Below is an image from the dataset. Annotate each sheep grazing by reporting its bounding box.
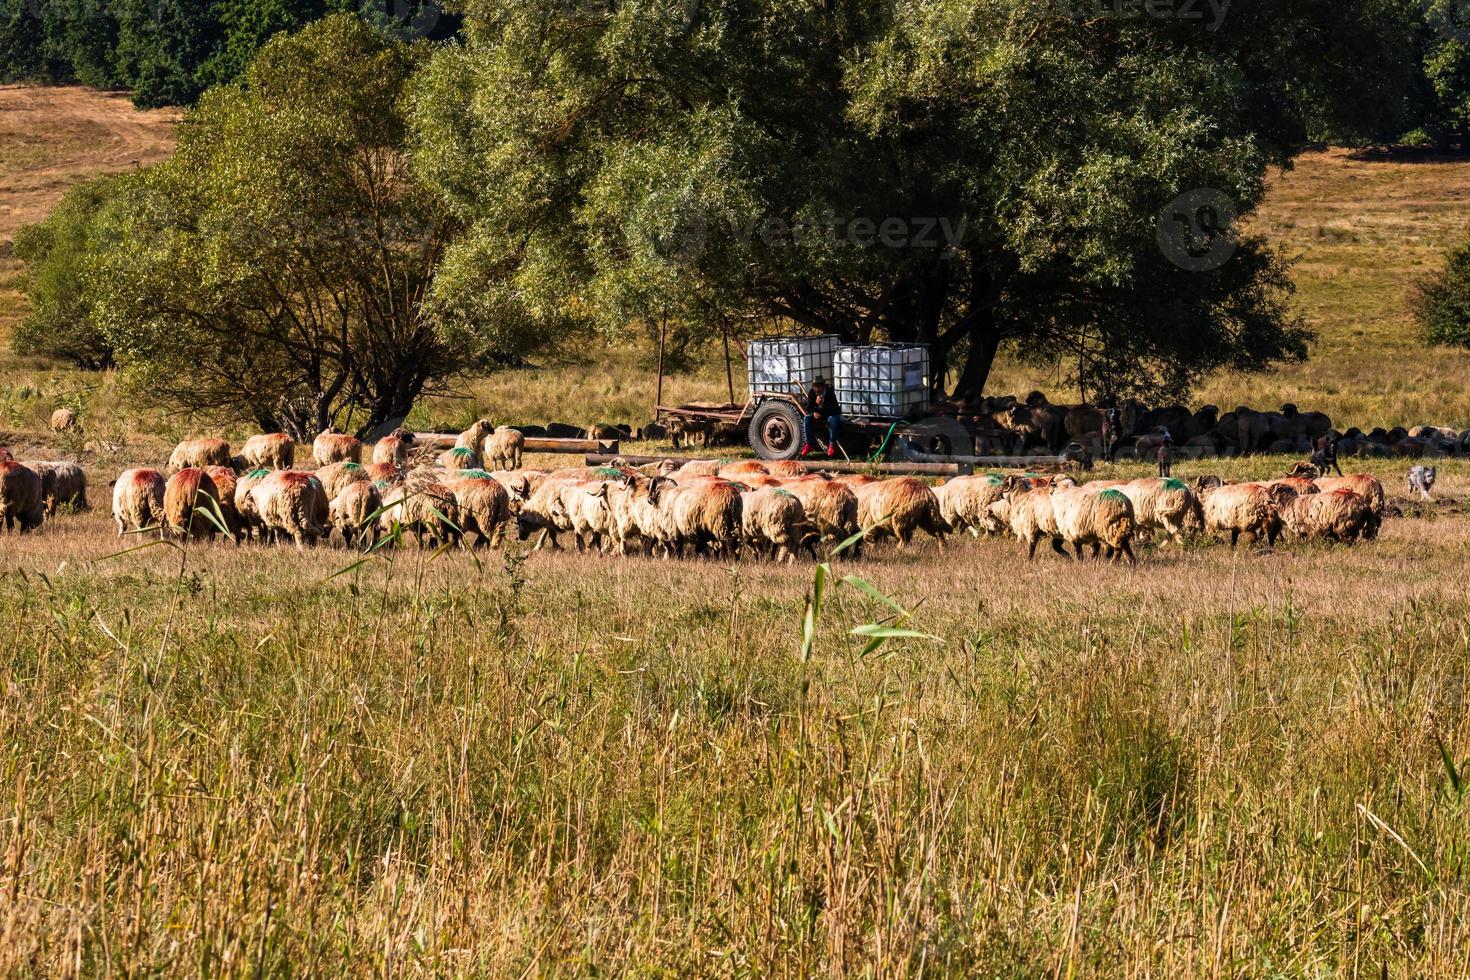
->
[647,476,742,558]
[549,481,615,553]
[854,478,949,549]
[485,427,525,471]
[516,477,575,549]
[782,478,860,553]
[315,461,368,502]
[674,459,722,480]
[1050,485,1136,563]
[204,466,242,539]
[1281,488,1376,544]
[719,460,769,480]
[443,476,512,549]
[992,476,1065,559]
[457,419,495,455]
[936,474,1007,537]
[372,429,416,468]
[313,429,363,466]
[636,459,679,478]
[111,468,166,537]
[330,481,383,550]
[765,460,809,479]
[164,468,226,542]
[490,469,538,507]
[233,469,271,541]
[239,433,295,471]
[379,480,462,549]
[366,463,403,487]
[606,475,664,556]
[168,438,231,473]
[253,471,330,549]
[741,487,815,563]
[0,461,45,533]
[439,446,481,471]
[22,460,88,515]
[1115,477,1202,544]
[1198,482,1279,547]
[50,407,78,432]
[1314,474,1386,537]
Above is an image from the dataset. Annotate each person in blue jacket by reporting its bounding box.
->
[800,377,842,458]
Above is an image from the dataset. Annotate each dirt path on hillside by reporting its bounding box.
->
[0,84,179,246]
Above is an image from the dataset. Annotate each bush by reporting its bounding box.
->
[10,175,129,371]
[1416,241,1470,347]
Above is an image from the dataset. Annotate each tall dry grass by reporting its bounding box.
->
[2,456,1470,974]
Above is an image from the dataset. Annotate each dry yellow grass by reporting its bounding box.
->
[6,87,1470,974]
[2,453,1470,973]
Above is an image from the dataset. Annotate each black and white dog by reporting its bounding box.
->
[1408,465,1437,501]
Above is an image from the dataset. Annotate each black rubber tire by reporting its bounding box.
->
[749,400,805,461]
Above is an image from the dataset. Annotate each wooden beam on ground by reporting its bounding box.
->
[584,454,976,477]
[414,433,618,455]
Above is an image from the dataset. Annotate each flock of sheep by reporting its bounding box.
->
[0,418,1393,565]
[969,393,1470,460]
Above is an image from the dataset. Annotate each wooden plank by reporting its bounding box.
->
[584,454,975,477]
[413,433,617,455]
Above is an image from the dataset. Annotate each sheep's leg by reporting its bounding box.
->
[1230,529,1240,548]
[1050,537,1070,560]
[1119,539,1137,565]
[1073,542,1085,561]
[1026,536,1039,560]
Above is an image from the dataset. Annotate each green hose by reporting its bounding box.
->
[869,420,903,463]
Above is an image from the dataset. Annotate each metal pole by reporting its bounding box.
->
[722,321,736,406]
[655,314,667,412]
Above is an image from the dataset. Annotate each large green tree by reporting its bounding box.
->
[411,0,1410,401]
[91,14,476,437]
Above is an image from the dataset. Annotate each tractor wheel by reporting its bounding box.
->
[749,401,805,461]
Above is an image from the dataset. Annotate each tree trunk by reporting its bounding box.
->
[951,313,1002,402]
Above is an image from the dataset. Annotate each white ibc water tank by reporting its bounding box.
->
[833,345,931,418]
[746,335,842,396]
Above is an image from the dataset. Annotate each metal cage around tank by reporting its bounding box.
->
[746,335,843,396]
[833,344,932,419]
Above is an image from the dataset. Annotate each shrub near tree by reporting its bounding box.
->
[11,175,131,371]
[1416,240,1470,347]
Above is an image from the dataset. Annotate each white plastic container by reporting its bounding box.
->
[833,345,931,418]
[746,335,842,396]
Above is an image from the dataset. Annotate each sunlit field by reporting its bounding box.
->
[2,451,1469,973]
[6,85,1470,975]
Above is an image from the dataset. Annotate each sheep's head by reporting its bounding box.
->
[1191,475,1223,494]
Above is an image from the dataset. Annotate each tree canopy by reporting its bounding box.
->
[89,14,477,437]
[409,0,1409,402]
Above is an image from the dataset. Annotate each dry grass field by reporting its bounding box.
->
[6,85,1470,975]
[3,452,1470,974]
